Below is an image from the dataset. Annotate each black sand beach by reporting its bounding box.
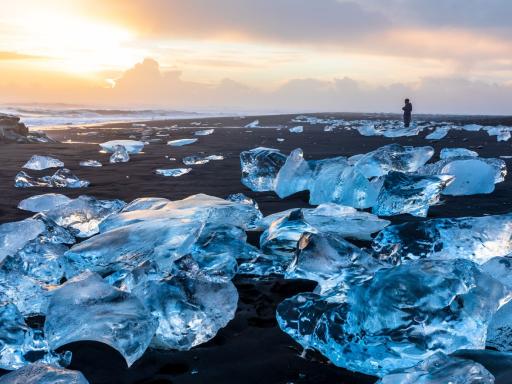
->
[1,113,512,383]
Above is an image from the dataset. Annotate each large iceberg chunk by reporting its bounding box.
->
[100,140,144,154]
[372,213,512,265]
[372,172,453,217]
[274,148,312,198]
[377,353,495,384]
[22,155,64,171]
[44,272,158,367]
[43,195,126,238]
[351,144,434,178]
[17,194,72,213]
[277,259,508,376]
[109,145,130,163]
[240,147,286,191]
[0,363,89,384]
[131,275,238,350]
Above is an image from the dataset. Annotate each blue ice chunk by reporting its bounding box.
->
[440,147,478,159]
[194,129,214,136]
[22,155,64,171]
[109,145,130,163]
[100,140,144,154]
[372,213,512,265]
[0,219,45,263]
[17,194,72,213]
[240,147,286,191]
[155,168,191,177]
[277,259,508,376]
[425,126,450,140]
[44,272,158,367]
[372,172,453,217]
[167,138,198,146]
[274,148,312,198]
[289,126,303,133]
[0,363,89,384]
[79,159,102,167]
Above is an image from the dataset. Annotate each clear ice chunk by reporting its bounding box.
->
[244,120,259,128]
[0,363,89,384]
[79,159,102,167]
[277,259,508,376]
[100,140,144,154]
[131,275,238,350]
[487,300,512,353]
[0,218,46,263]
[65,219,203,276]
[109,145,130,163]
[240,147,286,192]
[167,139,198,146]
[44,272,158,367]
[377,352,495,384]
[274,148,312,198]
[155,168,191,177]
[22,155,64,171]
[289,126,303,133]
[372,172,453,217]
[351,144,434,178]
[121,197,171,212]
[425,126,451,140]
[182,156,210,165]
[43,195,125,238]
[372,213,512,265]
[17,194,72,213]
[194,129,214,136]
[440,147,478,159]
[0,270,49,316]
[482,256,512,288]
[487,126,512,142]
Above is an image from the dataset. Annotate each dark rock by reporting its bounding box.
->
[0,113,56,143]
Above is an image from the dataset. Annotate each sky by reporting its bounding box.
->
[0,0,511,114]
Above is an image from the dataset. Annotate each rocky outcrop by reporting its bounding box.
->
[0,113,55,143]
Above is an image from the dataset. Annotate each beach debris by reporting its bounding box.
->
[109,145,130,163]
[244,120,259,128]
[194,129,214,136]
[372,172,453,217]
[288,126,303,133]
[44,272,158,367]
[17,193,72,213]
[376,353,495,384]
[240,147,286,191]
[79,160,102,167]
[100,140,144,154]
[276,258,507,377]
[167,139,198,146]
[0,362,89,383]
[372,213,512,265]
[22,155,64,171]
[155,168,192,177]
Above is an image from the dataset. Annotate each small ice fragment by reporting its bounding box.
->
[79,160,102,167]
[194,129,214,136]
[183,156,209,165]
[109,145,130,163]
[440,147,478,159]
[289,126,303,133]
[426,126,450,140]
[167,139,198,146]
[205,155,224,161]
[244,120,259,128]
[155,168,192,177]
[100,140,144,154]
[277,138,285,142]
[44,272,158,367]
[17,193,72,213]
[22,155,64,171]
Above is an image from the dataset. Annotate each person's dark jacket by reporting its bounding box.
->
[403,103,412,116]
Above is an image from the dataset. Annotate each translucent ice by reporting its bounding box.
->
[109,145,130,163]
[17,194,72,213]
[0,270,49,315]
[22,155,64,171]
[487,301,512,353]
[482,256,512,288]
[286,233,385,293]
[274,148,312,198]
[100,140,144,154]
[155,168,192,177]
[240,147,286,191]
[277,259,508,376]
[0,218,46,263]
[372,172,453,217]
[183,156,210,165]
[65,219,203,276]
[167,138,198,146]
[377,353,495,384]
[244,120,259,128]
[131,275,238,350]
[440,147,478,159]
[45,168,90,188]
[289,126,303,133]
[487,126,512,142]
[44,272,158,367]
[425,126,450,140]
[372,213,512,265]
[194,129,214,136]
[79,159,102,167]
[351,144,434,178]
[43,195,126,238]
[0,363,89,384]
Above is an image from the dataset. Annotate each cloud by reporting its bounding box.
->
[0,51,46,60]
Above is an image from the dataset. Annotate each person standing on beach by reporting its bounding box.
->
[402,98,413,127]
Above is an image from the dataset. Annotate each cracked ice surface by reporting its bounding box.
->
[372,213,512,265]
[100,140,144,154]
[277,259,508,377]
[22,155,64,171]
[0,363,89,384]
[44,272,158,367]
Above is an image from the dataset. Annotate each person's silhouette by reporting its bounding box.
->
[402,98,412,127]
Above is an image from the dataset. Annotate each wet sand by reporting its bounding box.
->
[1,113,511,383]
